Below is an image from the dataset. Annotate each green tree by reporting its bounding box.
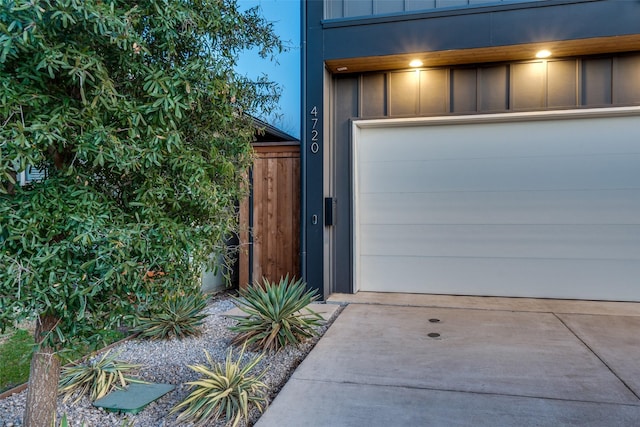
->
[0,1,282,425]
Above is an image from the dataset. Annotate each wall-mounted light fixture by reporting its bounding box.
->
[409,59,423,67]
[535,50,551,59]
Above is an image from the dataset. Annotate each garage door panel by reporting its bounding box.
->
[359,153,640,194]
[358,117,639,163]
[359,256,640,301]
[359,224,640,260]
[359,190,640,225]
[354,109,640,301]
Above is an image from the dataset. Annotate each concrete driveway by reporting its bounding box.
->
[256,293,640,427]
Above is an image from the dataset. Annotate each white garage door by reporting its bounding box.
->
[352,108,640,301]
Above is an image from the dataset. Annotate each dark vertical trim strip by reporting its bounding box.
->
[357,74,363,117]
[300,0,307,285]
[450,68,457,111]
[610,56,617,105]
[384,72,389,116]
[508,63,513,110]
[303,0,325,298]
[576,58,583,105]
[445,67,451,113]
[475,67,480,111]
[544,60,549,108]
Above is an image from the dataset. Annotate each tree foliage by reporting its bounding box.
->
[0,0,282,351]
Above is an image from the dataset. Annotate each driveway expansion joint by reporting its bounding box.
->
[290,377,640,408]
[554,312,640,403]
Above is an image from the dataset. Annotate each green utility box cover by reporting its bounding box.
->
[93,383,175,414]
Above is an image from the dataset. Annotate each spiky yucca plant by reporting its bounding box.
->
[229,276,324,352]
[172,346,267,427]
[134,294,208,340]
[58,350,143,402]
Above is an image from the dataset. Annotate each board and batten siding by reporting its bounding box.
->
[325,0,542,19]
[361,55,640,117]
[330,52,640,294]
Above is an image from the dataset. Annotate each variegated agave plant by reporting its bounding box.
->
[58,350,143,402]
[229,275,324,352]
[172,345,267,427]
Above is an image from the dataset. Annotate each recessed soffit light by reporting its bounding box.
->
[409,59,423,67]
[535,50,552,59]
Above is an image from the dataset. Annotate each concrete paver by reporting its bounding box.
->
[256,297,640,427]
[257,379,640,427]
[288,305,637,404]
[558,313,640,397]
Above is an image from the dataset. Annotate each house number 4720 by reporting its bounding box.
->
[310,106,319,153]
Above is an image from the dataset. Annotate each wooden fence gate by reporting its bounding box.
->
[239,142,300,288]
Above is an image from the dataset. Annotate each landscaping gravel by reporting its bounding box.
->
[0,291,343,427]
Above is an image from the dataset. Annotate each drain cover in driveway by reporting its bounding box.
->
[93,383,175,414]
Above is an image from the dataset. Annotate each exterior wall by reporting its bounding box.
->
[303,0,640,298]
[325,0,539,19]
[302,0,327,296]
[330,52,640,293]
[356,55,640,117]
[322,1,640,62]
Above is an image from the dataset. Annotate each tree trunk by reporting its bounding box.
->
[23,314,61,427]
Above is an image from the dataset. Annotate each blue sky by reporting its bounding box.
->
[237,0,301,138]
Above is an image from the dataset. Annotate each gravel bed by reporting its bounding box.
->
[0,292,344,427]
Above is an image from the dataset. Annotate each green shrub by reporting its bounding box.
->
[0,0,282,423]
[229,276,323,352]
[172,346,267,427]
[58,350,143,402]
[133,294,208,340]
